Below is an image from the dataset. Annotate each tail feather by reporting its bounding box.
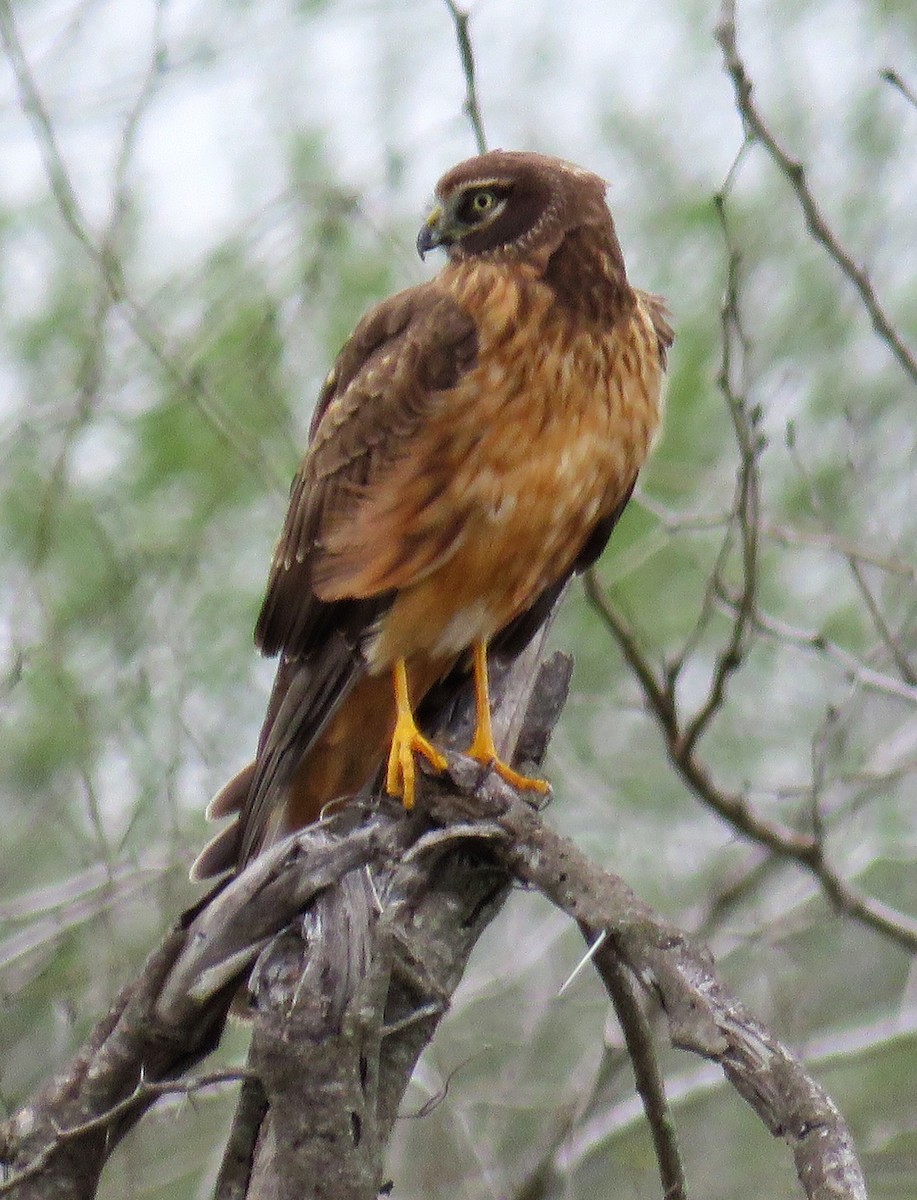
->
[205,760,257,820]
[191,633,367,881]
[190,815,243,881]
[237,636,366,868]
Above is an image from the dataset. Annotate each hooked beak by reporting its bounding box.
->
[416,204,448,260]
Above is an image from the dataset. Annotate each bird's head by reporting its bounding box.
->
[417,150,610,263]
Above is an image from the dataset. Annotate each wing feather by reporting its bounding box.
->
[200,283,479,874]
[255,282,477,658]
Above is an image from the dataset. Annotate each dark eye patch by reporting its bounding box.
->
[454,183,513,226]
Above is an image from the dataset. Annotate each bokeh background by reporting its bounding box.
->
[1,0,915,1196]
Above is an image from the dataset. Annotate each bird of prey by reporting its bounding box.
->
[192,150,672,880]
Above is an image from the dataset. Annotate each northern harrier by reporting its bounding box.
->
[193,150,672,879]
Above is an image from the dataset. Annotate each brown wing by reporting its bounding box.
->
[189,283,480,877]
[255,281,478,659]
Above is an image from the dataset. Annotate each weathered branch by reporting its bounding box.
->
[0,914,234,1199]
[1,635,868,1199]
[422,772,867,1200]
[206,634,564,1198]
[0,636,563,1199]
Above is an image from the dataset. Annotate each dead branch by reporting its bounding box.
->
[582,70,917,960]
[671,169,763,760]
[0,635,561,1199]
[785,434,916,687]
[0,638,868,1199]
[760,522,917,582]
[598,952,687,1200]
[714,587,917,706]
[0,917,234,1200]
[586,572,917,957]
[422,771,867,1200]
[714,0,917,386]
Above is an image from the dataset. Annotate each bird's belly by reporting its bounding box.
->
[367,305,662,670]
[371,405,641,665]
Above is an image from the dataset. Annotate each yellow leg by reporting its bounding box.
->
[386,658,448,809]
[467,640,550,794]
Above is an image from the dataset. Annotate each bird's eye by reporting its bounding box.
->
[453,184,510,228]
[456,187,504,225]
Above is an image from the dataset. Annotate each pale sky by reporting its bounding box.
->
[6,0,912,290]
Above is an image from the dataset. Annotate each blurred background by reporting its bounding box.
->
[0,0,915,1196]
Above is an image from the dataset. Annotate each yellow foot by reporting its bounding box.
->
[467,734,550,796]
[386,659,447,810]
[467,638,549,797]
[386,724,447,810]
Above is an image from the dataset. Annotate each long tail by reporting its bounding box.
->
[191,647,449,880]
[191,631,366,879]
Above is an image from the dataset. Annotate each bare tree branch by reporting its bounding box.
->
[559,1002,917,1179]
[785,432,916,687]
[585,574,917,956]
[0,1066,247,1195]
[0,636,868,1199]
[423,768,867,1199]
[213,1075,269,1200]
[441,0,488,153]
[0,916,234,1200]
[715,0,917,386]
[760,523,917,582]
[676,176,762,759]
[715,588,917,706]
[0,1,286,492]
[582,34,917,963]
[598,953,687,1200]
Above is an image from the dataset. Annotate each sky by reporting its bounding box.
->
[5,0,911,275]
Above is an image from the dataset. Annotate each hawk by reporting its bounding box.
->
[192,150,672,880]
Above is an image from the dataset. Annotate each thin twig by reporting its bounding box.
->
[597,952,687,1200]
[585,575,917,956]
[678,177,762,757]
[0,1070,247,1196]
[51,1071,248,1144]
[0,2,286,492]
[637,494,732,535]
[660,141,755,696]
[785,433,916,686]
[743,752,917,807]
[761,522,917,581]
[441,0,488,153]
[715,0,917,386]
[715,587,917,706]
[880,68,917,112]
